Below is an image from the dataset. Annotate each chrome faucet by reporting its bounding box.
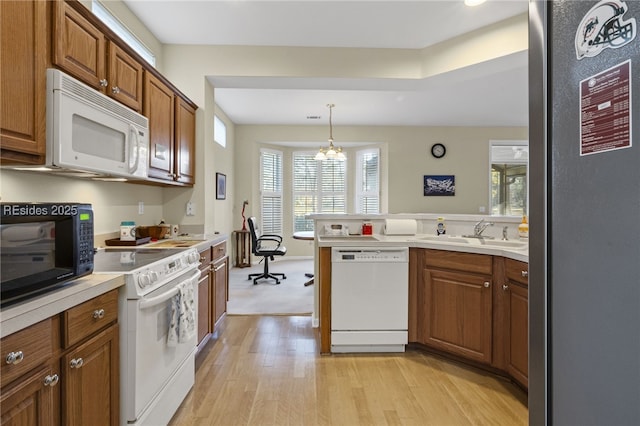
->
[473,219,494,238]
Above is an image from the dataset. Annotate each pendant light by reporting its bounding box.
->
[315,104,345,161]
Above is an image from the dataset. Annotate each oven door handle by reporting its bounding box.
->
[138,268,201,310]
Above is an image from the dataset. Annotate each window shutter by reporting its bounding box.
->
[260,149,283,234]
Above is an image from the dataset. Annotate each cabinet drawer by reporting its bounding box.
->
[199,247,212,276]
[424,249,492,275]
[212,241,227,262]
[1,318,53,388]
[505,258,529,286]
[63,290,118,348]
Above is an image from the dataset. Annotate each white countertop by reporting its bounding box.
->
[0,274,125,338]
[317,233,528,263]
[1,234,229,339]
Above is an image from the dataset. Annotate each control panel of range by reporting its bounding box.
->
[135,248,200,291]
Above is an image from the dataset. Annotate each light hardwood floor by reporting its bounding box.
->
[170,315,528,425]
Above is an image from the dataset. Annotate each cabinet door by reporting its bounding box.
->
[423,268,493,364]
[212,257,228,327]
[504,282,528,388]
[144,73,175,181]
[107,42,143,112]
[0,364,57,426]
[53,0,105,90]
[0,0,47,163]
[197,272,211,345]
[62,325,119,426]
[174,96,196,185]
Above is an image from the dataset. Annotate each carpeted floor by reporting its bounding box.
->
[226,258,314,315]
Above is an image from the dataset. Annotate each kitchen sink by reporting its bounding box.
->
[480,240,528,249]
[145,240,203,248]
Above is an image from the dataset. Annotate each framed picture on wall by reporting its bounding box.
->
[424,175,455,196]
[216,173,226,200]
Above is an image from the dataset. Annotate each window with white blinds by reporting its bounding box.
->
[356,148,380,214]
[293,152,346,232]
[260,149,283,234]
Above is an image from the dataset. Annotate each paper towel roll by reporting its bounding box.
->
[1,224,46,242]
[384,219,417,235]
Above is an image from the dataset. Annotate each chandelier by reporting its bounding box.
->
[315,104,345,161]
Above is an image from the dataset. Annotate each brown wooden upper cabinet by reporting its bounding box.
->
[53,0,143,112]
[144,72,196,186]
[0,0,48,164]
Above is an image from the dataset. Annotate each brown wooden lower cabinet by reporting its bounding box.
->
[503,258,529,388]
[212,256,228,327]
[0,363,56,426]
[196,240,228,352]
[505,282,528,388]
[0,290,120,425]
[423,268,493,364]
[197,271,211,344]
[62,325,119,426]
[408,248,528,390]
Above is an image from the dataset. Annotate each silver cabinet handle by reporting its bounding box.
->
[70,358,84,369]
[5,351,24,365]
[111,86,120,94]
[521,270,528,278]
[502,284,509,291]
[483,281,490,288]
[99,79,108,87]
[44,374,59,387]
[214,263,225,272]
[92,308,105,319]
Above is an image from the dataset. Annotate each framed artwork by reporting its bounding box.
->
[216,173,226,200]
[424,175,455,196]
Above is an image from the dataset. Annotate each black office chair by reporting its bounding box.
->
[247,217,287,285]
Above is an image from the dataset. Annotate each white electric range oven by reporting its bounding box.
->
[93,247,200,425]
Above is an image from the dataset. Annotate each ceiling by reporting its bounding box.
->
[122,0,530,127]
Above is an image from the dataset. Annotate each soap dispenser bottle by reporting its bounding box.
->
[436,217,446,235]
[518,215,529,238]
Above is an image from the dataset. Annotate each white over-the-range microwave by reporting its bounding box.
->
[6,69,149,180]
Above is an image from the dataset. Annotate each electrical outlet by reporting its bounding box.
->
[478,206,486,213]
[186,201,195,216]
[138,201,144,214]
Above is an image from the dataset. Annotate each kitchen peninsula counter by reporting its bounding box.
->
[317,234,528,263]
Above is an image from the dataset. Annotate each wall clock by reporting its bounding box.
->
[431,143,446,159]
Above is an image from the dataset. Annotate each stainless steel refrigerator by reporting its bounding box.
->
[529,1,639,424]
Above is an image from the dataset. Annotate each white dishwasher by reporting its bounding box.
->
[331,247,409,353]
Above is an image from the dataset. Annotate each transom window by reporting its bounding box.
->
[92,0,156,67]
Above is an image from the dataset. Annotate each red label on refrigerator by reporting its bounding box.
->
[580,60,632,156]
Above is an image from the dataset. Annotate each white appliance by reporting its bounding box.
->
[94,248,200,426]
[15,68,149,179]
[331,247,409,353]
